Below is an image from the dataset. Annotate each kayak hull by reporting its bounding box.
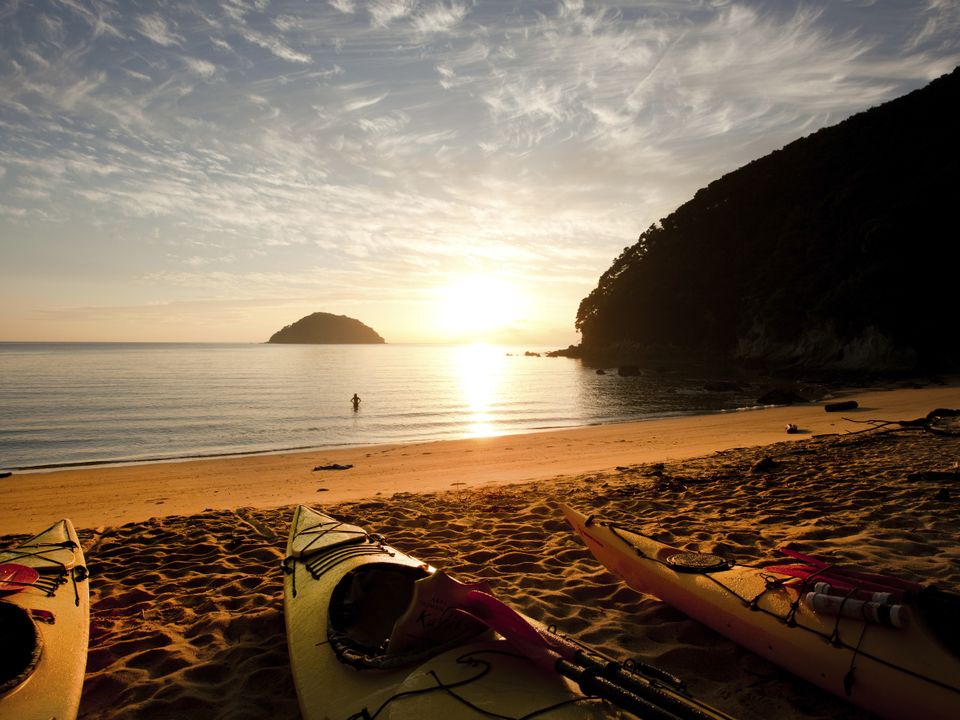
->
[562,503,960,720]
[0,519,90,720]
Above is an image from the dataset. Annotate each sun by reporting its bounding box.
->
[435,275,525,341]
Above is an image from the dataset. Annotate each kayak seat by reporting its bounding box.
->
[0,601,42,697]
[328,564,431,670]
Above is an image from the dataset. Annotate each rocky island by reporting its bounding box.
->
[268,312,385,344]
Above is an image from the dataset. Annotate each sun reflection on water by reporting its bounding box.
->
[455,343,507,438]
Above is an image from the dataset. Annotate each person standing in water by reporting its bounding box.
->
[351,393,361,411]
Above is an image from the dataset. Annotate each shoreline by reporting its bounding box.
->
[2,382,957,535]
[8,404,788,473]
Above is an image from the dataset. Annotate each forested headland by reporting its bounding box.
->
[575,67,959,373]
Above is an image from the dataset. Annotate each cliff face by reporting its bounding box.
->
[576,67,960,371]
[268,313,385,344]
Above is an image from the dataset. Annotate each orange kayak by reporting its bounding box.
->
[562,503,960,720]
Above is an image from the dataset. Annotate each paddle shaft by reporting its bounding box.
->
[566,651,731,720]
[555,659,692,720]
[525,620,729,720]
[457,591,732,720]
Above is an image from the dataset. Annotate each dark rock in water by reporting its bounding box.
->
[824,400,859,412]
[704,381,743,392]
[269,312,385,344]
[756,388,808,405]
[524,351,541,357]
[618,365,641,376]
[596,369,606,375]
[547,344,582,358]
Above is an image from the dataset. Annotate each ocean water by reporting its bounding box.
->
[0,343,760,471]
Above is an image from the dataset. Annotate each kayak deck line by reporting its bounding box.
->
[0,521,88,607]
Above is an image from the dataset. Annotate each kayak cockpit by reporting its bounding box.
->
[0,601,42,697]
[328,565,492,670]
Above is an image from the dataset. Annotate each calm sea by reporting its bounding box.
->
[0,343,760,471]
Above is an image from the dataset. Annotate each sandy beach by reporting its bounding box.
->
[2,382,959,719]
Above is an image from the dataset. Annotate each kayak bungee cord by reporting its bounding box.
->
[596,517,960,699]
[282,510,389,598]
[1,531,86,606]
[294,513,367,555]
[344,649,610,720]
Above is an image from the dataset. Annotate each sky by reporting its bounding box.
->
[1,1,958,346]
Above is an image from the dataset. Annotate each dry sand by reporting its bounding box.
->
[2,382,959,719]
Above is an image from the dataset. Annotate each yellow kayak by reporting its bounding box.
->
[562,503,960,720]
[283,504,735,720]
[0,519,90,720]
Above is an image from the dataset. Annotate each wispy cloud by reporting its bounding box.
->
[183,57,217,78]
[343,91,390,112]
[368,0,417,28]
[413,2,470,34]
[136,14,182,47]
[330,0,357,15]
[239,27,312,63]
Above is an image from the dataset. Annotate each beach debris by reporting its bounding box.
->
[316,488,329,492]
[841,408,960,437]
[929,408,960,418]
[825,400,859,412]
[312,463,353,471]
[786,424,799,434]
[751,457,779,473]
[924,408,960,436]
[0,471,11,479]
